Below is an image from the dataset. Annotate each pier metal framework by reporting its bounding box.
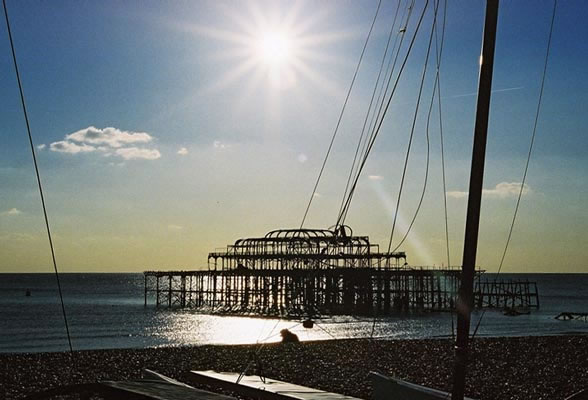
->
[207,226,406,271]
[143,227,539,317]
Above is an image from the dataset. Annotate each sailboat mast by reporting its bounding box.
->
[451,1,499,399]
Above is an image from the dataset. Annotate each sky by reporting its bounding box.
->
[1,0,586,273]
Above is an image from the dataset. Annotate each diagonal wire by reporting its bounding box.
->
[433,0,455,340]
[2,0,74,355]
[436,0,451,271]
[336,0,404,223]
[369,0,442,344]
[300,0,383,229]
[386,0,438,254]
[337,0,429,228]
[390,0,448,255]
[339,0,416,226]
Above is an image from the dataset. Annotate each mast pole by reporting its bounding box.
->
[451,1,499,399]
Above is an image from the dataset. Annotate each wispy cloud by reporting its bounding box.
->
[368,175,384,181]
[50,126,160,161]
[168,224,183,231]
[177,147,189,155]
[213,140,227,149]
[484,182,531,198]
[1,208,22,216]
[36,144,46,150]
[446,191,468,199]
[447,182,531,199]
[297,153,308,163]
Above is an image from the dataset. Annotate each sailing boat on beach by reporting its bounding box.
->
[361,0,499,398]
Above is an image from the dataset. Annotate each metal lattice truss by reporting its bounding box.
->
[207,226,407,271]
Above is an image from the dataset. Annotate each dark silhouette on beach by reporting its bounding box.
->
[280,329,299,343]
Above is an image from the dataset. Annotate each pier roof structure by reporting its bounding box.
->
[207,226,406,270]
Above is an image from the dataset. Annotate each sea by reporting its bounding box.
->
[0,273,586,354]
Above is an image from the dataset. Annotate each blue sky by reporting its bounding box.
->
[1,0,587,272]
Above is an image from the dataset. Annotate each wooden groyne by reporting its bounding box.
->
[475,279,540,309]
[143,227,539,317]
[555,312,588,322]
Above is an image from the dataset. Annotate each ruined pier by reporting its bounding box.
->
[143,227,539,317]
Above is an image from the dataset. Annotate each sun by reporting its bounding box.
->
[187,2,348,93]
[257,31,292,67]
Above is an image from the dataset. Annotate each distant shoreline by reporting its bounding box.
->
[1,335,586,400]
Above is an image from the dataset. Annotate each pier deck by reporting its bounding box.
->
[143,268,539,316]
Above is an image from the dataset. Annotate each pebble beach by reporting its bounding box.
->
[1,335,587,399]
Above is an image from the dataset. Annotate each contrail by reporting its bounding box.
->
[444,86,524,100]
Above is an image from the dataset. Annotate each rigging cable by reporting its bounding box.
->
[390,0,448,254]
[299,0,383,229]
[436,0,451,272]
[386,0,438,253]
[337,0,430,228]
[432,0,455,340]
[370,0,443,341]
[350,0,415,207]
[471,0,558,340]
[338,0,416,226]
[2,0,74,355]
[336,0,404,222]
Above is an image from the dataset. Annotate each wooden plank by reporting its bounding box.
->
[103,369,236,400]
[189,370,361,400]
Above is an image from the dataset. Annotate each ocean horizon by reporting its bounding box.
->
[1,272,587,354]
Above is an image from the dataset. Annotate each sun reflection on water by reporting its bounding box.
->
[149,312,325,347]
[145,311,454,348]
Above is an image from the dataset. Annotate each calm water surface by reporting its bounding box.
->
[0,273,586,353]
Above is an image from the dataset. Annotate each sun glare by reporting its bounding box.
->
[190,2,348,93]
[258,32,291,67]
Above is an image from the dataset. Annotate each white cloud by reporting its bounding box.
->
[66,126,153,148]
[50,140,96,154]
[177,147,189,155]
[37,144,46,150]
[297,153,308,163]
[168,224,183,231]
[368,175,384,180]
[447,182,531,199]
[115,147,161,160]
[1,208,22,216]
[484,182,531,198]
[313,192,322,198]
[49,126,160,161]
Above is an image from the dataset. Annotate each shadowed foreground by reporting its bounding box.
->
[1,336,586,399]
